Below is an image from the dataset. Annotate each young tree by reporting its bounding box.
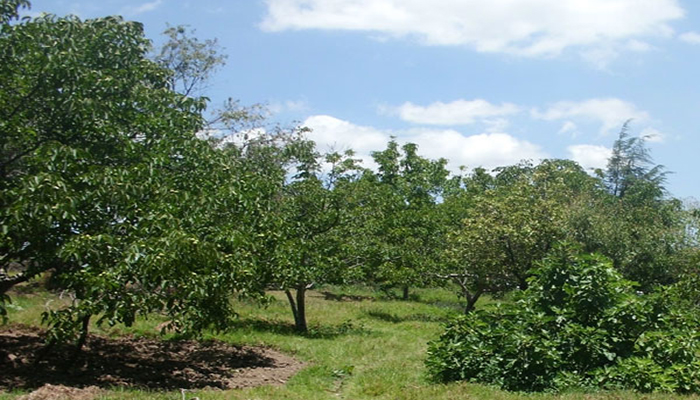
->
[266,142,362,332]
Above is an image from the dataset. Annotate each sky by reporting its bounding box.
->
[26,0,700,199]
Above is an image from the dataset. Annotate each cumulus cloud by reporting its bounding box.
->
[679,31,700,44]
[386,99,521,125]
[532,98,650,135]
[302,115,547,172]
[261,0,684,62]
[567,144,612,171]
[121,0,163,15]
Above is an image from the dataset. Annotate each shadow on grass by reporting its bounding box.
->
[364,310,452,324]
[320,291,375,302]
[227,317,371,339]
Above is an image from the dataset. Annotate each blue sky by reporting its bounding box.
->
[28,0,700,199]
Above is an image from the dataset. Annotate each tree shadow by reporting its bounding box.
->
[363,310,451,324]
[0,325,288,391]
[320,291,375,302]
[227,317,370,339]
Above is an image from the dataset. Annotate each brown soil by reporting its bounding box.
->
[0,325,305,394]
[16,384,103,400]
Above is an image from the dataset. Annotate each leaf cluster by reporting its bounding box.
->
[426,246,700,393]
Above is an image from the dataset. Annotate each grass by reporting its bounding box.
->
[2,285,700,400]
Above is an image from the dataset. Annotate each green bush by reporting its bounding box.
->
[426,246,700,393]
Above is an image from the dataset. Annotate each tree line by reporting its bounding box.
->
[1,0,698,351]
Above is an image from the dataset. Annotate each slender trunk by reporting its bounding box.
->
[464,288,484,314]
[75,314,91,353]
[70,314,91,363]
[295,285,307,333]
[402,285,409,301]
[285,287,308,333]
[285,289,298,327]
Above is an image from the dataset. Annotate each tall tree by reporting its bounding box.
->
[0,6,269,345]
[603,122,667,201]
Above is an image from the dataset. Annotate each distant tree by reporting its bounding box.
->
[441,160,598,311]
[153,24,226,97]
[356,140,448,300]
[580,123,688,289]
[603,121,667,201]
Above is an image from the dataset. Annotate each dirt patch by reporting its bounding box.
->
[0,325,305,392]
[16,384,103,400]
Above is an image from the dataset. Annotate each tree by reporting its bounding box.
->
[153,24,226,98]
[266,141,362,332]
[603,121,667,201]
[0,6,268,346]
[354,140,448,299]
[153,25,267,136]
[441,160,598,311]
[578,123,688,289]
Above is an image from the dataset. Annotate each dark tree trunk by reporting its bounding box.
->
[517,276,529,291]
[70,314,91,363]
[285,286,308,333]
[402,285,409,301]
[464,288,484,314]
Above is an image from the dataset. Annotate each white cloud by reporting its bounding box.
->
[640,127,667,143]
[268,99,310,114]
[679,31,700,44]
[261,0,684,62]
[567,144,612,171]
[302,115,547,172]
[387,99,521,125]
[532,98,650,135]
[558,121,578,136]
[122,0,163,16]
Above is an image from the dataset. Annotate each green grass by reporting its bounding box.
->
[3,285,699,400]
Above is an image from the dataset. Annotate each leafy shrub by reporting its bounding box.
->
[426,245,700,392]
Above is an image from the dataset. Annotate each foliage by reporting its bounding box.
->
[350,139,448,299]
[602,122,667,201]
[265,141,364,332]
[439,160,598,311]
[427,246,700,393]
[153,24,226,97]
[0,8,272,342]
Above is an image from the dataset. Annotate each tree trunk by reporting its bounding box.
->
[402,285,409,301]
[517,276,529,291]
[464,288,484,314]
[70,314,91,363]
[285,286,308,333]
[295,286,307,333]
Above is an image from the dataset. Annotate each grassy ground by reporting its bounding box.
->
[2,285,699,400]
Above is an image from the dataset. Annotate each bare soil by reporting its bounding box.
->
[0,325,305,394]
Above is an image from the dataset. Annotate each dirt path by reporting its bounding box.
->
[0,325,305,393]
